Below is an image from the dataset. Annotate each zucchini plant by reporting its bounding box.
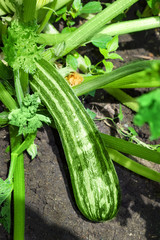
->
[0,0,160,239]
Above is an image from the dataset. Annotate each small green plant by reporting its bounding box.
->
[0,0,160,239]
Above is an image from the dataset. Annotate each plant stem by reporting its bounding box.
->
[0,82,18,111]
[36,0,72,10]
[37,1,57,33]
[105,88,139,112]
[107,147,160,183]
[73,60,159,96]
[14,69,24,107]
[98,16,160,36]
[23,0,37,22]
[19,69,29,96]
[9,126,25,240]
[101,133,160,164]
[43,0,138,60]
[13,152,25,240]
[39,16,160,47]
[54,0,72,10]
[56,0,139,57]
[15,132,37,156]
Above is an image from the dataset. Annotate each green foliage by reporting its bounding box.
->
[27,142,37,159]
[55,0,102,26]
[91,34,112,49]
[2,20,44,73]
[137,0,160,17]
[86,108,96,119]
[0,196,11,233]
[0,178,12,232]
[8,93,51,135]
[80,1,102,14]
[146,0,160,15]
[0,111,9,127]
[0,60,12,80]
[118,105,123,121]
[100,35,123,60]
[91,35,122,74]
[0,178,13,205]
[66,54,78,70]
[134,88,160,140]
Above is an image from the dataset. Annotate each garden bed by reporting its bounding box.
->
[1,26,160,240]
[1,0,160,239]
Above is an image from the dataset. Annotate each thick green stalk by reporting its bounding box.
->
[9,126,25,240]
[98,16,160,37]
[19,69,29,96]
[14,132,37,156]
[14,70,24,107]
[43,0,138,59]
[107,147,160,183]
[38,16,160,46]
[23,0,37,22]
[101,133,160,164]
[36,0,72,10]
[37,0,72,24]
[105,88,139,112]
[56,0,138,57]
[37,1,57,33]
[54,0,72,10]
[0,60,12,80]
[13,152,25,240]
[102,69,160,89]
[0,82,18,111]
[73,60,157,96]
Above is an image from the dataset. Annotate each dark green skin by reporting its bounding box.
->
[31,59,121,221]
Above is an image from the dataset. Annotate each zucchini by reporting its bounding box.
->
[31,59,120,221]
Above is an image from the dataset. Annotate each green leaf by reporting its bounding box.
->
[91,34,112,48]
[66,54,78,70]
[86,108,96,119]
[0,179,13,205]
[118,104,123,121]
[99,48,109,59]
[102,60,113,73]
[84,55,91,68]
[2,20,44,73]
[8,93,51,135]
[62,27,76,33]
[0,111,8,126]
[27,142,37,159]
[108,53,123,60]
[106,35,119,52]
[72,0,82,11]
[80,2,102,14]
[56,6,67,15]
[134,88,160,140]
[0,196,11,233]
[36,0,52,10]
[88,90,96,97]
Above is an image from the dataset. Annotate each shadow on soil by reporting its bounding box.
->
[46,127,160,240]
[115,162,160,240]
[25,206,82,240]
[0,206,81,240]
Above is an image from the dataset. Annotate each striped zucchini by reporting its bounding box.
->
[31,59,120,221]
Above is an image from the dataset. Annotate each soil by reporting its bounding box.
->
[1,2,160,240]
